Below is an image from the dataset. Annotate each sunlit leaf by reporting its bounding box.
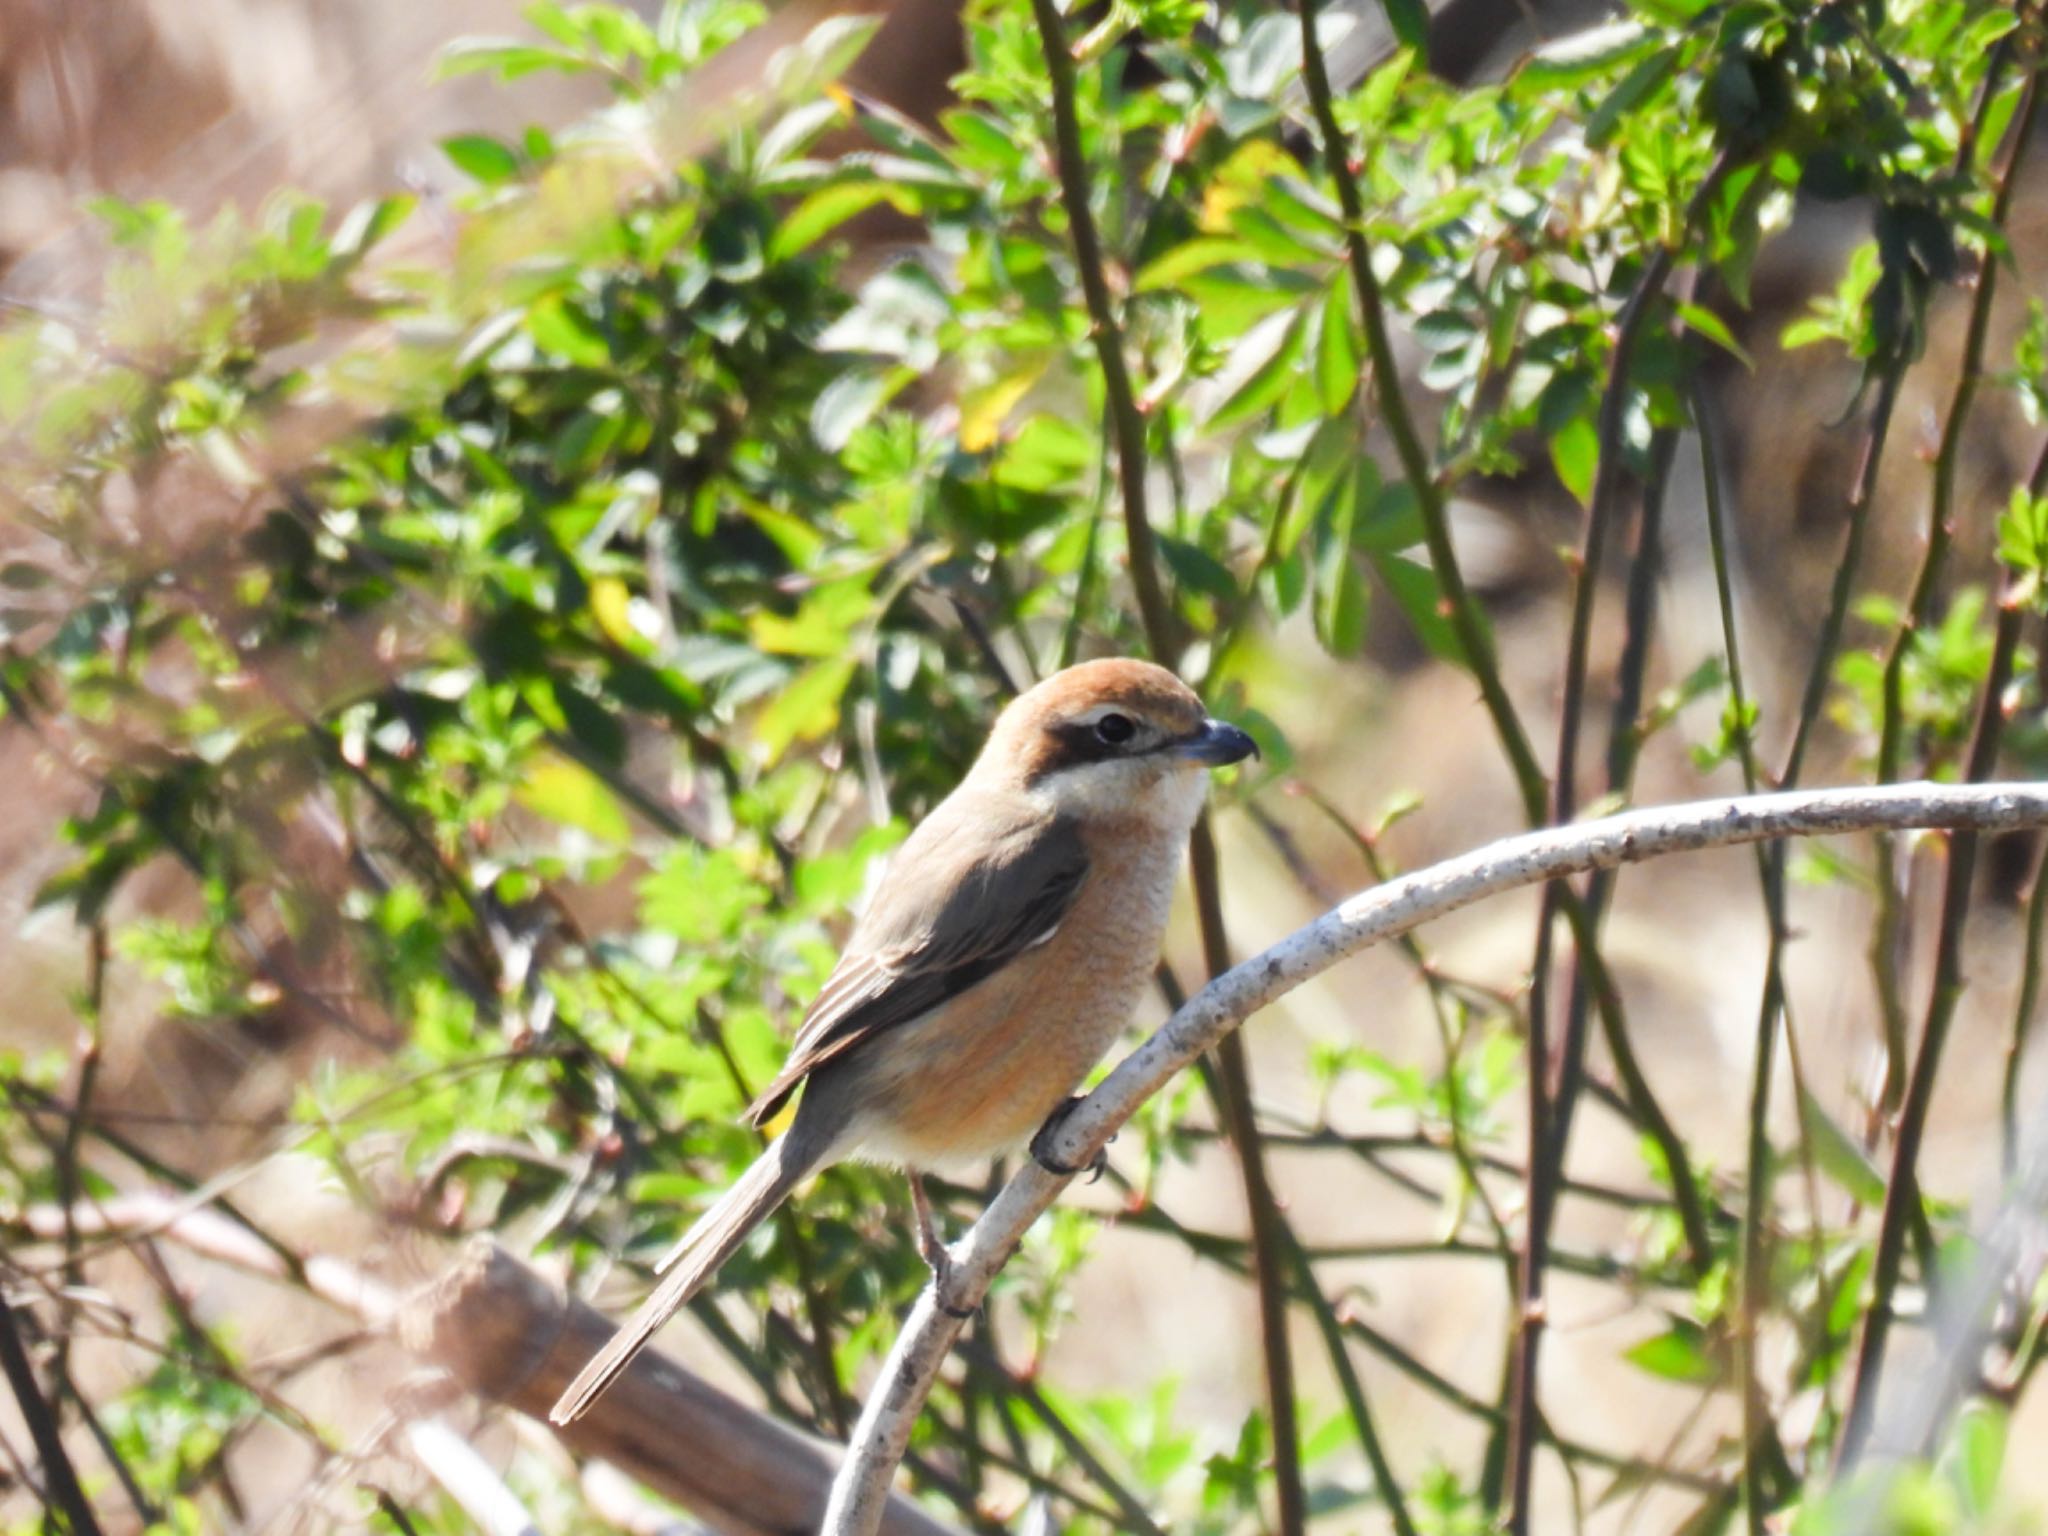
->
[515,754,631,844]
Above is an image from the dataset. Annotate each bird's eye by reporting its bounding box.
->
[1093,712,1136,746]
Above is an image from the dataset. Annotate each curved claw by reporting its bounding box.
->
[1029,1095,1109,1183]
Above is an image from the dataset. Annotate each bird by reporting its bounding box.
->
[549,656,1257,1424]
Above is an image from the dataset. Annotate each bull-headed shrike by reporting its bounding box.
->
[551,657,1257,1423]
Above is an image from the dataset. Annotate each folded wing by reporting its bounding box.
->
[746,792,1088,1126]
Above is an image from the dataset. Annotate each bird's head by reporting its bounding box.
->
[975,658,1258,827]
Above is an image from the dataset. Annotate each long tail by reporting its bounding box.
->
[549,1134,817,1423]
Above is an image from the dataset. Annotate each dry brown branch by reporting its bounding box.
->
[402,1243,961,1536]
[9,1200,960,1536]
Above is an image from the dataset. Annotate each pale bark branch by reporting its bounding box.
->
[821,781,2048,1536]
[402,1419,543,1536]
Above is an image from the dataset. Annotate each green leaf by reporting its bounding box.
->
[1372,552,1468,665]
[554,684,627,766]
[434,39,584,80]
[1202,306,1307,431]
[1315,283,1360,414]
[330,195,415,261]
[1158,534,1240,610]
[1517,20,1652,90]
[811,368,900,452]
[772,181,899,259]
[1998,485,2048,576]
[515,754,631,844]
[1674,302,1752,367]
[440,134,522,185]
[1548,413,1599,508]
[1800,1090,1887,1207]
[1311,476,1367,655]
[1373,0,1428,51]
[1584,45,1679,149]
[1623,1318,1719,1384]
[1135,237,1263,293]
[1946,1400,2007,1517]
[754,658,857,762]
[766,12,881,100]
[526,296,611,368]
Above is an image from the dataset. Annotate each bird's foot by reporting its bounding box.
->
[1029,1095,1108,1183]
[910,1172,977,1319]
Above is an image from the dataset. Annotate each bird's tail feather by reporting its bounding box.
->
[549,1135,816,1424]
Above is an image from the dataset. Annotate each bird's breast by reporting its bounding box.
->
[838,820,1191,1172]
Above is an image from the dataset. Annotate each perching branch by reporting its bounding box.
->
[820,781,2048,1536]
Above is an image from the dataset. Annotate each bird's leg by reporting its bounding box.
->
[908,1171,948,1270]
[1029,1095,1108,1182]
[909,1172,976,1319]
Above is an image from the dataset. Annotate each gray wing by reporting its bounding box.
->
[745,793,1088,1126]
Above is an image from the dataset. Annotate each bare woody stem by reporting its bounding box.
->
[821,782,2048,1536]
[1295,0,1547,823]
[1188,820,1313,1536]
[1026,5,1309,1528]
[1026,0,1176,661]
[0,1295,106,1536]
[1838,48,2046,1468]
[1867,38,2041,1116]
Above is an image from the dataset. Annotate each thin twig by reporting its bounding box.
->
[1296,0,1549,822]
[1839,53,2046,1466]
[1025,4,1305,1522]
[1187,818,1308,1536]
[1697,370,1832,1532]
[1026,0,1176,660]
[1866,41,2041,1113]
[1511,158,1732,1531]
[0,1297,105,1536]
[957,1341,1165,1536]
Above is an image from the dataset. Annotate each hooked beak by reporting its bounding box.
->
[1172,717,1260,767]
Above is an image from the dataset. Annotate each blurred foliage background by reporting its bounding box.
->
[3,0,2048,1532]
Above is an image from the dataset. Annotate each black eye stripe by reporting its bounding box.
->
[1036,713,1196,777]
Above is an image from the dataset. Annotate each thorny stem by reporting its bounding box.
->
[1297,0,1549,824]
[1511,157,1734,1532]
[1697,371,1833,1533]
[1238,1125,1713,1217]
[1109,1182,1706,1498]
[42,923,157,1530]
[1867,39,2040,1115]
[1720,354,1909,1499]
[1027,0,1177,662]
[2004,683,2048,1172]
[1840,589,2025,1466]
[1295,9,1732,1516]
[1282,1231,1422,1536]
[1839,52,2045,1470]
[1190,822,1309,1536]
[1545,426,1680,1176]
[1541,162,1727,834]
[1028,5,1304,1526]
[1122,1208,1678,1284]
[0,1296,106,1536]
